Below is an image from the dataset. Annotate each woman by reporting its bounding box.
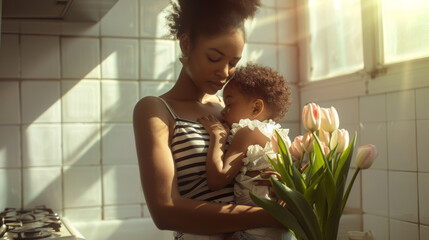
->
[133,0,283,238]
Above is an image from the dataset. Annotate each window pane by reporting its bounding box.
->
[382,0,429,63]
[308,0,364,80]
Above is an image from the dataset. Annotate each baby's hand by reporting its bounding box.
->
[197,115,230,137]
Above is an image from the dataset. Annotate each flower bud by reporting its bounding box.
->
[302,132,314,152]
[289,135,304,160]
[318,128,330,147]
[302,103,321,132]
[355,144,378,169]
[320,107,339,133]
[330,129,349,153]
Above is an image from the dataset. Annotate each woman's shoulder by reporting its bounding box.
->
[133,96,171,122]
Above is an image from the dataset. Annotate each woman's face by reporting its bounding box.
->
[221,84,255,127]
[183,29,245,95]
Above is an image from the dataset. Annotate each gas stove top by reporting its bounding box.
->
[0,206,84,240]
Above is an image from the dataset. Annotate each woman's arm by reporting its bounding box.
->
[133,98,281,234]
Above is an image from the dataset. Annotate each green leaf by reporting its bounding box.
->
[270,177,322,240]
[267,154,295,189]
[303,167,326,204]
[249,193,309,240]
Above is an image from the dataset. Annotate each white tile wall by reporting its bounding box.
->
[61,38,101,79]
[278,45,298,83]
[320,98,359,124]
[359,122,388,170]
[22,124,62,167]
[61,80,101,122]
[0,34,20,78]
[277,0,296,8]
[386,90,416,121]
[101,38,139,80]
[389,219,419,240]
[102,124,138,164]
[387,121,417,171]
[21,81,61,123]
[277,9,297,44]
[104,204,142,220]
[389,171,418,223]
[102,165,144,205]
[100,0,139,37]
[101,80,139,122]
[23,167,62,210]
[140,81,174,97]
[285,84,300,122]
[0,0,300,225]
[363,214,389,240]
[21,35,60,79]
[62,124,101,166]
[64,166,102,208]
[244,43,278,71]
[419,173,429,225]
[20,22,61,35]
[417,120,429,172]
[0,81,20,124]
[61,22,100,37]
[139,0,171,38]
[421,225,429,240]
[359,94,386,123]
[0,126,21,168]
[246,7,277,43]
[416,87,429,119]
[140,39,176,80]
[362,169,388,216]
[345,168,361,209]
[0,168,21,209]
[64,207,102,222]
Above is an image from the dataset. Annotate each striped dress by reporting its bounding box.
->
[159,97,234,204]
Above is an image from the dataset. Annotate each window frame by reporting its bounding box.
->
[298,0,429,95]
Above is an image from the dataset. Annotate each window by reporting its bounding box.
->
[381,0,429,64]
[306,0,429,82]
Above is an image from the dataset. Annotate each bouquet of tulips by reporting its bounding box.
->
[250,103,378,240]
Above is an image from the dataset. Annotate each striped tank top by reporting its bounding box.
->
[159,97,234,203]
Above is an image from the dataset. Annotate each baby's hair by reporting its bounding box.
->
[166,0,260,42]
[227,63,292,121]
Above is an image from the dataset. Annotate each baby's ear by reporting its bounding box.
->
[252,99,264,116]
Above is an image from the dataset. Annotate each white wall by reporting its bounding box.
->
[298,36,429,240]
[0,0,299,224]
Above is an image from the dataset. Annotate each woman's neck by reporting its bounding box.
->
[164,69,210,103]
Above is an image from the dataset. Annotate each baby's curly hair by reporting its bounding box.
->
[166,0,260,42]
[227,63,292,121]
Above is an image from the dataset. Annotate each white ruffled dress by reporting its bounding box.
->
[229,119,290,240]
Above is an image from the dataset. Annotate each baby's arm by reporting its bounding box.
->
[198,116,268,190]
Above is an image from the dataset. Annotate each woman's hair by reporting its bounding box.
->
[166,0,260,41]
[227,63,292,121]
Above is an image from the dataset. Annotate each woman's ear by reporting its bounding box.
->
[252,99,264,118]
[179,33,191,57]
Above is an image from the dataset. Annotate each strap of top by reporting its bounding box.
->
[158,97,178,120]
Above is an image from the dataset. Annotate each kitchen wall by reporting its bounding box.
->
[0,0,299,223]
[299,47,429,239]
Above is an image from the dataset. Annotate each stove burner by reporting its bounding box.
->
[0,206,62,240]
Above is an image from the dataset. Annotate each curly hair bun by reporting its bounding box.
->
[167,0,261,39]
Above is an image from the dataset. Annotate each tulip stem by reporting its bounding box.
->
[341,168,361,214]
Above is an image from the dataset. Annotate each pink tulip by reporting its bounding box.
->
[318,128,330,147]
[302,132,314,152]
[320,107,340,133]
[289,135,304,160]
[355,144,378,169]
[329,129,349,153]
[302,103,321,132]
[271,130,291,154]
